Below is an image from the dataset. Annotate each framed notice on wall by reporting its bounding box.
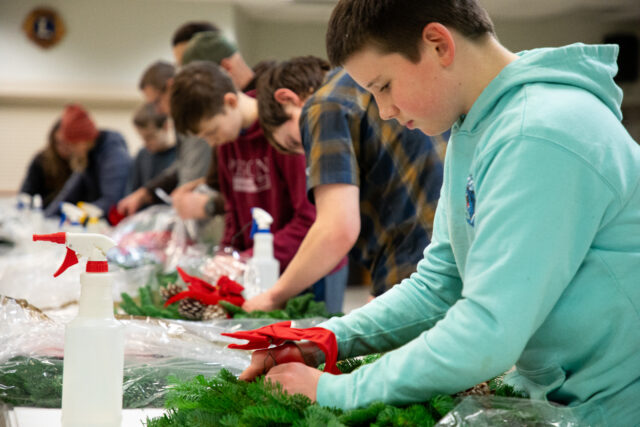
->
[22,7,66,49]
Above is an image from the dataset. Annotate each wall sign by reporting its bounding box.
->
[22,7,66,49]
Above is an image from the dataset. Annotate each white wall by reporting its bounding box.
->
[235,10,329,65]
[0,0,236,87]
[1,0,639,194]
[494,12,640,104]
[0,0,237,194]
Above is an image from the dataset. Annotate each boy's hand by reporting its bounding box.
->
[242,289,284,312]
[117,188,151,216]
[238,341,324,392]
[238,343,303,381]
[265,362,322,401]
[173,191,208,219]
[171,177,204,196]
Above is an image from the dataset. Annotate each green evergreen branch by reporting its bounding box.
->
[0,356,171,408]
[145,358,524,427]
[219,293,339,320]
[118,286,182,319]
[121,269,339,321]
[1,354,529,426]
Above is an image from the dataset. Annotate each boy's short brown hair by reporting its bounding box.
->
[133,102,167,129]
[326,0,495,66]
[138,61,175,91]
[171,21,219,47]
[256,56,330,148]
[170,61,236,135]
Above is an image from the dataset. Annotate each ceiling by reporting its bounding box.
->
[233,0,640,24]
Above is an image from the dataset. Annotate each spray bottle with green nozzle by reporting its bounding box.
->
[33,232,124,427]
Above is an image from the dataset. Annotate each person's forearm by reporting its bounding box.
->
[178,176,206,193]
[145,166,178,202]
[270,219,352,304]
[44,172,84,217]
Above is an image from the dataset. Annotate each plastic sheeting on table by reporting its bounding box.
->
[0,247,156,311]
[0,296,323,409]
[0,198,58,253]
[435,395,583,426]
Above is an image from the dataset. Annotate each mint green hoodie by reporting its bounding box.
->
[317,44,640,425]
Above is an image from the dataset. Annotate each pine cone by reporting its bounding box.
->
[159,283,184,301]
[178,298,204,320]
[456,381,492,397]
[201,304,227,320]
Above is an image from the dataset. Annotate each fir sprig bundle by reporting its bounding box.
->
[321,353,383,374]
[120,286,336,321]
[219,293,336,320]
[119,285,182,319]
[0,356,62,408]
[145,367,456,427]
[0,356,169,408]
[146,353,525,427]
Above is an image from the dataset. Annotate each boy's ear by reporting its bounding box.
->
[273,88,303,107]
[223,92,238,109]
[422,23,455,67]
[220,57,233,73]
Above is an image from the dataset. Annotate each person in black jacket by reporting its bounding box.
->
[44,104,131,218]
[20,119,72,208]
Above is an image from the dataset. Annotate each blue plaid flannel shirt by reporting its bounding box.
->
[301,69,446,295]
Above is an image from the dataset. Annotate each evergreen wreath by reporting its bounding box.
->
[146,355,524,427]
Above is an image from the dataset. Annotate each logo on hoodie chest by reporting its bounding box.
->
[229,157,272,193]
[465,174,476,227]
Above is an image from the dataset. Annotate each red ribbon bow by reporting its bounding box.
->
[222,321,340,374]
[107,205,126,226]
[164,267,245,308]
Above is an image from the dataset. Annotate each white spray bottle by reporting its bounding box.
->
[16,192,31,211]
[31,194,45,232]
[60,202,87,232]
[33,232,124,427]
[243,207,280,297]
[32,194,43,212]
[78,202,108,234]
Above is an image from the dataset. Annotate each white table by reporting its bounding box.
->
[2,407,166,427]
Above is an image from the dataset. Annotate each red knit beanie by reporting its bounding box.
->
[60,104,99,143]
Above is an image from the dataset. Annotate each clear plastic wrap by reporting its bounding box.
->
[0,246,156,311]
[0,197,58,254]
[0,199,31,247]
[195,246,248,283]
[435,395,583,427]
[108,205,195,271]
[173,245,256,301]
[0,295,324,409]
[108,205,226,273]
[0,246,81,310]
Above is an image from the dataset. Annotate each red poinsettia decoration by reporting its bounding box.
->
[164,267,245,308]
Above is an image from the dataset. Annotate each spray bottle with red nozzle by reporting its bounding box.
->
[33,232,124,427]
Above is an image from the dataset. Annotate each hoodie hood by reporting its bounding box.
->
[459,43,622,133]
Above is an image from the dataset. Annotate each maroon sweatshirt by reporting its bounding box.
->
[218,119,316,272]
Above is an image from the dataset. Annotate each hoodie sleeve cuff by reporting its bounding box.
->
[317,372,350,410]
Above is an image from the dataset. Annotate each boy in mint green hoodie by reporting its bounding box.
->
[235,1,640,424]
